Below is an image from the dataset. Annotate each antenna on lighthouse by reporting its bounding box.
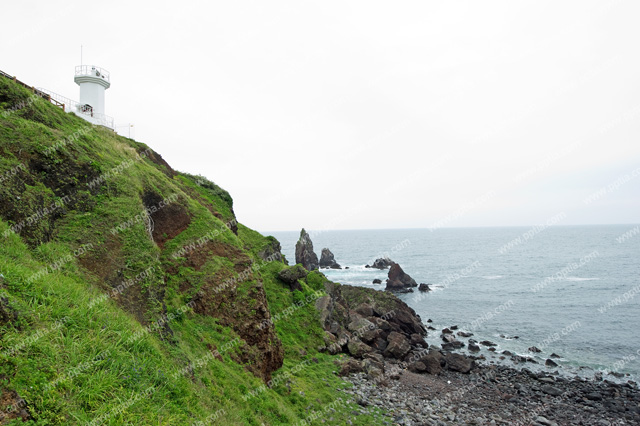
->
[80,45,83,65]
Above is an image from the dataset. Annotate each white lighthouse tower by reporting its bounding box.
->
[74,65,112,127]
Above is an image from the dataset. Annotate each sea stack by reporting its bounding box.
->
[366,257,395,269]
[385,263,418,291]
[319,248,341,269]
[295,228,319,271]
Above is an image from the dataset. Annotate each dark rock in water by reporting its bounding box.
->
[488,347,496,352]
[319,248,341,269]
[450,325,458,330]
[369,257,395,269]
[442,341,465,351]
[545,358,558,367]
[295,228,319,271]
[502,350,513,356]
[385,263,418,291]
[550,353,561,358]
[528,346,542,353]
[457,331,473,338]
[277,264,308,291]
[427,319,432,323]
[441,333,456,343]
[608,371,625,378]
[418,283,431,292]
[468,343,480,352]
[442,328,453,334]
[445,353,474,373]
[427,326,436,331]
[479,340,497,347]
[372,279,382,284]
[345,267,349,269]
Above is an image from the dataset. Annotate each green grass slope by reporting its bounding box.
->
[0,75,386,425]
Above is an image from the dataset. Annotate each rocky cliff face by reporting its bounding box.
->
[295,228,319,270]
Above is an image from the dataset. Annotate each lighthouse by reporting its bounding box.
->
[74,65,111,127]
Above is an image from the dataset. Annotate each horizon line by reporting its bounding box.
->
[261,222,640,234]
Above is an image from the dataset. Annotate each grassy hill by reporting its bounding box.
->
[0,74,385,425]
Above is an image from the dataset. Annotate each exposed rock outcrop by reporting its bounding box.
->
[258,236,287,264]
[295,228,319,271]
[319,248,341,269]
[316,280,427,362]
[385,263,418,292]
[418,283,431,292]
[277,264,308,292]
[315,279,475,378]
[365,257,395,269]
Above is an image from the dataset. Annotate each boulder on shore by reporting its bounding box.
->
[365,257,395,269]
[319,248,341,269]
[385,263,418,291]
[295,228,319,271]
[445,353,474,373]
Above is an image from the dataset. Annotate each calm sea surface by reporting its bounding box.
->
[270,225,640,381]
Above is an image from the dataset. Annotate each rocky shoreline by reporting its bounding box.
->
[290,230,640,424]
[338,360,640,425]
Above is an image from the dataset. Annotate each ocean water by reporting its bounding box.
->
[270,225,640,381]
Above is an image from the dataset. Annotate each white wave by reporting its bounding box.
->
[482,275,504,280]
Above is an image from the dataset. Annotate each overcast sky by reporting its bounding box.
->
[2,0,639,232]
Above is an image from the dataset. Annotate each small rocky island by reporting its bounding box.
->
[294,228,319,270]
[385,263,418,292]
[319,248,341,269]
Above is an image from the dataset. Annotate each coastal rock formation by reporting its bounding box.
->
[372,279,382,284]
[316,279,477,380]
[316,281,427,359]
[258,236,287,264]
[277,264,308,292]
[295,228,319,271]
[418,283,431,292]
[385,263,418,291]
[319,248,341,269]
[365,257,395,269]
